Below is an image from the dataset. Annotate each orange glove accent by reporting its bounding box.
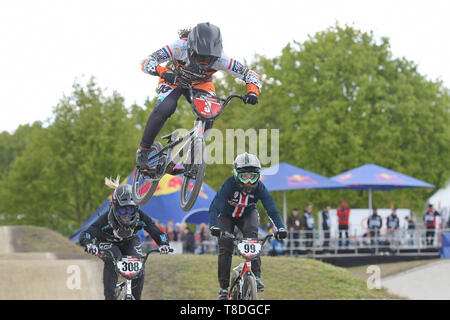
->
[246,83,260,96]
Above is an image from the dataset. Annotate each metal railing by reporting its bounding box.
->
[276,227,446,258]
[141,228,447,257]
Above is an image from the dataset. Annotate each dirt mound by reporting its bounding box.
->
[0,225,103,300]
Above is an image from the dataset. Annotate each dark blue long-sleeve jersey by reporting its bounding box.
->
[209,177,285,230]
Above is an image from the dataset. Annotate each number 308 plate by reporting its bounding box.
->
[117,257,143,277]
[237,239,262,259]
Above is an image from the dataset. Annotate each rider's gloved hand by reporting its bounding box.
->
[210,226,221,238]
[161,72,177,85]
[244,92,258,105]
[159,244,171,254]
[275,228,288,240]
[85,243,99,256]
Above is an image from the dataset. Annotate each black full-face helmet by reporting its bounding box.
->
[187,22,223,71]
[110,184,138,231]
[233,152,262,194]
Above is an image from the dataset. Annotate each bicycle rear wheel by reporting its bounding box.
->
[132,142,164,205]
[180,139,206,212]
[242,272,258,300]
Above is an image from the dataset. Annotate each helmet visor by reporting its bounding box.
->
[116,206,137,219]
[192,52,217,66]
[237,172,260,184]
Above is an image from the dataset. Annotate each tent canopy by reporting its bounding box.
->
[260,162,346,191]
[331,163,435,190]
[330,163,435,209]
[69,170,215,243]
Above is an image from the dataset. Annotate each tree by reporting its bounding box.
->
[209,24,450,215]
[1,79,142,234]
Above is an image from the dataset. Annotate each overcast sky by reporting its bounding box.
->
[1,0,449,133]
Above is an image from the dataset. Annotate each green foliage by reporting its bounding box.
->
[1,24,449,234]
[0,79,144,234]
[206,24,450,219]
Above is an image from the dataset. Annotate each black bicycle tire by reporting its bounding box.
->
[132,142,163,205]
[242,272,258,300]
[179,140,206,212]
[230,270,240,300]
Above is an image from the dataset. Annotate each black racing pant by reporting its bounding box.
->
[426,226,435,246]
[140,86,214,149]
[369,229,380,245]
[322,228,330,248]
[218,210,260,290]
[99,237,144,300]
[338,225,349,247]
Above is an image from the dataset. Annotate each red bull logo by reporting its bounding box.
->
[138,174,208,199]
[376,173,404,183]
[287,174,317,186]
[337,173,353,182]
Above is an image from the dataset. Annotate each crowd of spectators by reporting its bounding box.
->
[137,203,443,256]
[138,221,214,254]
[264,201,443,256]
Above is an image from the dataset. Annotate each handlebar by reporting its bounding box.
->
[175,76,245,108]
[220,231,274,246]
[97,246,173,264]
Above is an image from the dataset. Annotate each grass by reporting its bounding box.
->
[142,254,400,300]
[347,259,440,281]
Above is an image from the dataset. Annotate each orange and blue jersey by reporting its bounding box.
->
[140,38,261,95]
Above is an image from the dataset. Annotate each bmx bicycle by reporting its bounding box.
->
[98,247,173,300]
[221,231,274,300]
[131,77,245,211]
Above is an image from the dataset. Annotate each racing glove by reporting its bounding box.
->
[85,243,99,256]
[161,71,177,85]
[243,92,258,105]
[210,226,221,238]
[159,244,171,254]
[275,228,288,240]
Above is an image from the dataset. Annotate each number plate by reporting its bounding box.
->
[193,96,223,119]
[117,257,143,277]
[237,239,262,259]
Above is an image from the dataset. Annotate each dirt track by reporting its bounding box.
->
[0,226,104,300]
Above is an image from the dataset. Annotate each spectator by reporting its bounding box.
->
[182,224,196,254]
[166,220,178,242]
[303,204,315,249]
[321,205,331,250]
[404,216,416,246]
[367,207,382,246]
[386,208,400,245]
[337,200,350,247]
[423,204,440,246]
[195,223,212,254]
[286,208,302,253]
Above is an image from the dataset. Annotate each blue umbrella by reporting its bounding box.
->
[260,162,347,224]
[330,163,435,209]
[69,170,215,243]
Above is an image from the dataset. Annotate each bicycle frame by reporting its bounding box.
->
[145,78,245,172]
[225,232,274,300]
[98,247,172,300]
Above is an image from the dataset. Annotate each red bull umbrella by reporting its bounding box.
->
[260,162,347,225]
[331,163,435,209]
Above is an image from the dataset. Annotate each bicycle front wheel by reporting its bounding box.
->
[242,272,258,300]
[180,139,206,212]
[132,142,163,205]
